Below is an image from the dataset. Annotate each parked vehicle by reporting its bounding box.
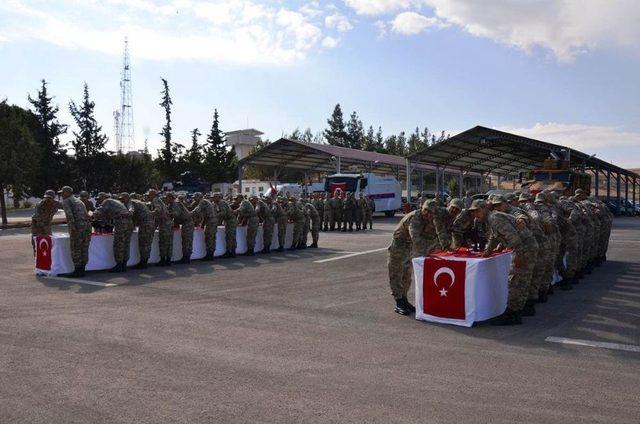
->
[325,173,402,217]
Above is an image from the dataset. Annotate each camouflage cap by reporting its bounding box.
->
[490,194,506,205]
[448,198,464,210]
[421,199,438,212]
[44,189,56,199]
[118,192,129,199]
[57,186,73,194]
[249,194,258,200]
[211,191,222,197]
[96,191,108,198]
[79,190,89,198]
[535,192,547,202]
[504,193,516,202]
[574,188,585,196]
[513,191,522,197]
[193,192,203,198]
[468,199,487,211]
[519,193,532,202]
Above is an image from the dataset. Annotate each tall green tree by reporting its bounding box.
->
[0,101,40,225]
[396,131,407,156]
[324,104,348,147]
[301,128,314,143]
[203,109,236,183]
[362,125,375,151]
[158,78,173,179]
[69,83,108,157]
[374,126,385,152]
[28,79,69,193]
[346,111,364,149]
[407,127,423,153]
[384,135,398,155]
[185,128,203,175]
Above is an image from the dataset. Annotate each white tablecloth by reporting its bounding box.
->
[412,250,512,327]
[35,223,294,276]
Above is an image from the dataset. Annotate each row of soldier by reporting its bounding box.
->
[31,187,324,278]
[388,188,612,325]
[316,190,375,232]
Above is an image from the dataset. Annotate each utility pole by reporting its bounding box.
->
[114,36,134,153]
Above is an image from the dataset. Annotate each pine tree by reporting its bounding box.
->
[421,127,432,146]
[375,126,385,152]
[384,135,398,155]
[407,127,422,153]
[185,128,202,173]
[203,109,236,183]
[324,104,348,147]
[69,83,108,158]
[159,78,173,178]
[437,130,446,143]
[396,131,407,156]
[362,125,375,151]
[346,111,364,149]
[301,128,314,143]
[27,79,69,193]
[288,128,302,140]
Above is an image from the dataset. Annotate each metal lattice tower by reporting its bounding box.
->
[115,37,134,153]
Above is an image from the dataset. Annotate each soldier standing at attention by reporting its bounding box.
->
[147,190,173,267]
[272,197,288,252]
[119,192,154,270]
[253,196,275,254]
[333,190,344,231]
[353,192,362,231]
[387,199,450,316]
[212,192,237,258]
[312,193,325,231]
[165,192,194,264]
[236,195,259,256]
[190,192,218,261]
[304,201,320,248]
[342,192,355,232]
[364,195,374,230]
[471,199,534,325]
[323,193,332,231]
[92,196,134,273]
[58,186,91,278]
[31,189,61,253]
[287,197,305,250]
[79,191,95,212]
[356,192,367,231]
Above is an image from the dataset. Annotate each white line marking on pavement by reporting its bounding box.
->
[43,276,118,287]
[545,336,640,353]
[314,247,387,263]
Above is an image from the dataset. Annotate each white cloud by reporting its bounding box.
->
[344,0,421,16]
[391,11,439,35]
[321,36,340,49]
[373,19,388,37]
[325,12,353,32]
[0,0,329,66]
[497,122,640,167]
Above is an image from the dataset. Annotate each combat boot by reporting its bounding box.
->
[299,243,307,249]
[201,253,215,261]
[310,242,318,248]
[559,279,573,291]
[245,248,255,256]
[263,247,271,254]
[177,256,191,264]
[276,246,284,252]
[490,308,522,326]
[134,259,148,269]
[109,262,126,273]
[538,289,548,303]
[522,300,536,317]
[156,257,166,267]
[164,256,172,266]
[59,265,85,278]
[394,297,415,315]
[547,285,554,295]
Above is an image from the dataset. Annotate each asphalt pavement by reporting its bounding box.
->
[1,216,639,423]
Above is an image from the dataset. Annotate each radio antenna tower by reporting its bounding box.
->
[115,36,134,152]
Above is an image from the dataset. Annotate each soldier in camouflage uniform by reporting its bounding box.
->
[79,191,95,212]
[191,192,218,261]
[364,195,374,230]
[342,192,355,232]
[557,195,582,287]
[272,197,288,252]
[305,201,320,248]
[323,193,332,231]
[253,196,275,253]
[312,193,325,231]
[287,197,305,250]
[472,198,535,325]
[300,198,311,248]
[58,186,91,278]
[92,196,134,273]
[532,192,561,294]
[165,192,194,264]
[450,198,482,250]
[236,195,259,256]
[212,192,237,258]
[31,189,61,253]
[147,190,173,266]
[387,199,450,315]
[356,192,367,231]
[120,192,154,269]
[333,190,344,231]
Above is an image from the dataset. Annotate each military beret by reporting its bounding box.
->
[490,194,505,205]
[57,186,73,194]
[468,199,487,211]
[535,193,547,202]
[44,189,56,199]
[448,198,464,210]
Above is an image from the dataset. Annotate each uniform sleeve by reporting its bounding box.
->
[451,211,471,249]
[63,199,76,227]
[409,216,428,257]
[433,210,451,250]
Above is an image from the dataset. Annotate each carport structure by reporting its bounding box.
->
[237,137,466,191]
[407,126,639,209]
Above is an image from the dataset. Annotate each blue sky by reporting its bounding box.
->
[1,0,639,167]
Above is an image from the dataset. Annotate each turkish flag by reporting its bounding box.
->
[35,235,52,270]
[330,183,346,196]
[423,258,466,319]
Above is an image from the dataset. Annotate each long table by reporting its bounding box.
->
[412,249,512,327]
[35,223,295,276]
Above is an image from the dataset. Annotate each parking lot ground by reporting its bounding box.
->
[1,216,639,423]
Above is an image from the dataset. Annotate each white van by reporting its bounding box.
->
[263,183,325,199]
[324,173,402,216]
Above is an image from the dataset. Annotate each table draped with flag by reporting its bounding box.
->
[34,223,295,276]
[412,248,512,327]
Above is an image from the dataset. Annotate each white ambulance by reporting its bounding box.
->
[324,173,402,216]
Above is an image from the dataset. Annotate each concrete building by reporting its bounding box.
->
[225,129,263,160]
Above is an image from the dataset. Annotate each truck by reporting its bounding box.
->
[324,172,402,217]
[524,158,591,196]
[263,182,325,199]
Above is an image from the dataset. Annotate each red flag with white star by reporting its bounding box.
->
[423,258,466,319]
[35,235,52,271]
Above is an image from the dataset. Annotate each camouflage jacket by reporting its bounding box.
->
[62,196,90,230]
[169,201,193,225]
[215,200,237,225]
[272,202,288,223]
[32,199,61,228]
[191,198,217,224]
[125,199,153,226]
[93,199,132,223]
[485,211,526,255]
[149,197,171,225]
[255,199,274,223]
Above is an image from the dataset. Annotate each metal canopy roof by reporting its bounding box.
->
[238,138,437,177]
[408,126,638,178]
